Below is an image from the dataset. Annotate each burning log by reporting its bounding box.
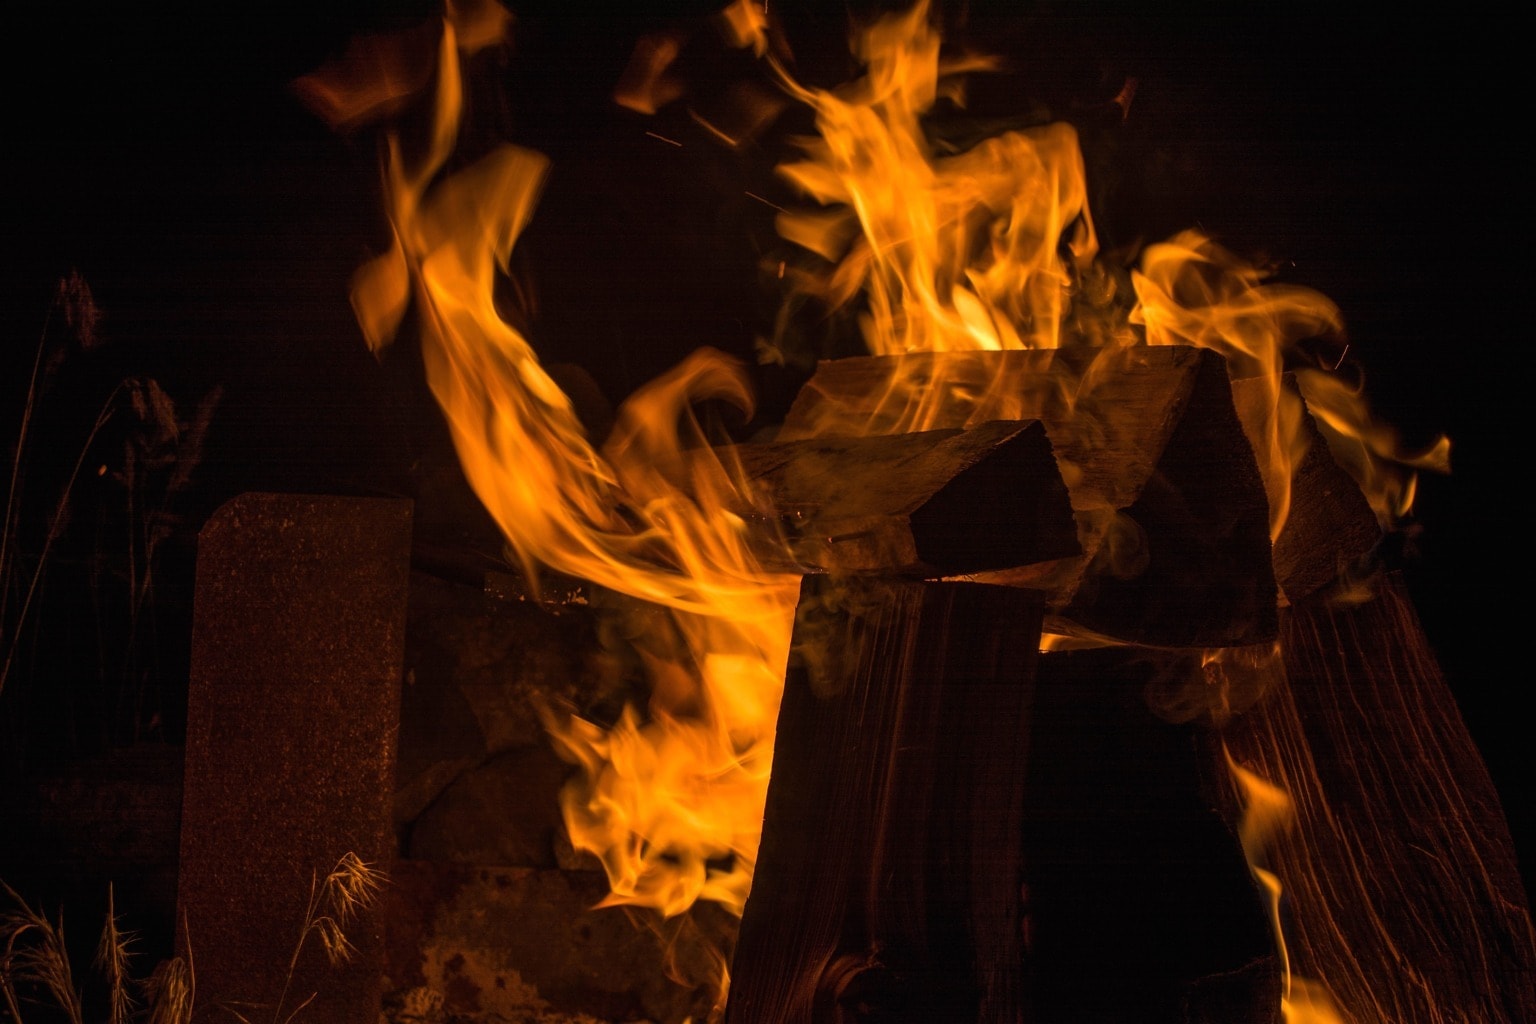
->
[672,419,1078,576]
[726,576,1043,1023]
[779,346,1277,648]
[1230,373,1380,604]
[1220,570,1536,1024]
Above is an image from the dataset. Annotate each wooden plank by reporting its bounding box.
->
[694,419,1078,576]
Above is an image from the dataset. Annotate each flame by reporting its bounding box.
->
[323,2,1473,1018]
[343,10,800,954]
[768,0,1447,539]
[1132,233,1451,533]
[1227,748,1348,1024]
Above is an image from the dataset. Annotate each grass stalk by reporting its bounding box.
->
[0,881,84,1024]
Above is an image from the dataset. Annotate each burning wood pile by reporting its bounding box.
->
[168,3,1536,1023]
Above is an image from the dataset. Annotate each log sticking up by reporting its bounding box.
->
[1220,571,1536,1024]
[778,346,1277,648]
[726,577,1045,1024]
[1229,372,1381,605]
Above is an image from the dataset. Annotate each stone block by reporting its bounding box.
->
[177,492,412,1023]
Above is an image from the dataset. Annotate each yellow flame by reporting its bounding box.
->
[1227,748,1348,1024]
[346,14,799,938]
[331,4,1461,1018]
[770,2,1447,537]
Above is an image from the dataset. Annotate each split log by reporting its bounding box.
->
[778,347,1276,647]
[726,576,1043,1024]
[1229,372,1380,604]
[711,419,1078,576]
[1219,570,1536,1024]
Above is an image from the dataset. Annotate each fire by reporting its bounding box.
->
[766,5,1446,540]
[303,1,1486,1019]
[1228,748,1347,1024]
[311,1,800,950]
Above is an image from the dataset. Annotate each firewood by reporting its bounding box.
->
[726,576,1044,1023]
[779,347,1276,647]
[1229,372,1380,603]
[1219,571,1536,1024]
[711,418,1078,576]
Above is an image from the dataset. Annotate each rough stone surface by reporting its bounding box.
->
[177,492,412,1024]
[382,860,733,1024]
[405,743,573,867]
[395,571,615,833]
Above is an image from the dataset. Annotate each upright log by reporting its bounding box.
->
[727,576,1044,1023]
[1220,571,1536,1024]
[178,493,412,1024]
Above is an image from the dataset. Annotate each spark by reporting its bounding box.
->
[744,191,785,212]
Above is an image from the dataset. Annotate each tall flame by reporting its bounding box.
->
[336,12,800,944]
[1228,746,1348,1024]
[315,2,1478,1019]
[767,0,1447,540]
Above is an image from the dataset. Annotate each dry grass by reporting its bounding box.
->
[92,885,137,1024]
[140,952,194,1024]
[1,880,83,1024]
[2,851,383,1024]
[257,852,386,1024]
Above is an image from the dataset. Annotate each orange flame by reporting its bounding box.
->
[326,3,1468,1019]
[769,0,1447,539]
[343,12,800,942]
[1227,747,1348,1024]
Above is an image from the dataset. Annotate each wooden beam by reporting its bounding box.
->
[712,419,1078,576]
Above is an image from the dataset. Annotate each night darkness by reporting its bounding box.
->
[4,0,1530,941]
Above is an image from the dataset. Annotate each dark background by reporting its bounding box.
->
[3,0,1527,927]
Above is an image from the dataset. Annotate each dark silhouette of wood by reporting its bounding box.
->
[727,576,1044,1024]
[779,347,1276,647]
[1022,647,1279,1024]
[1220,570,1536,1024]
